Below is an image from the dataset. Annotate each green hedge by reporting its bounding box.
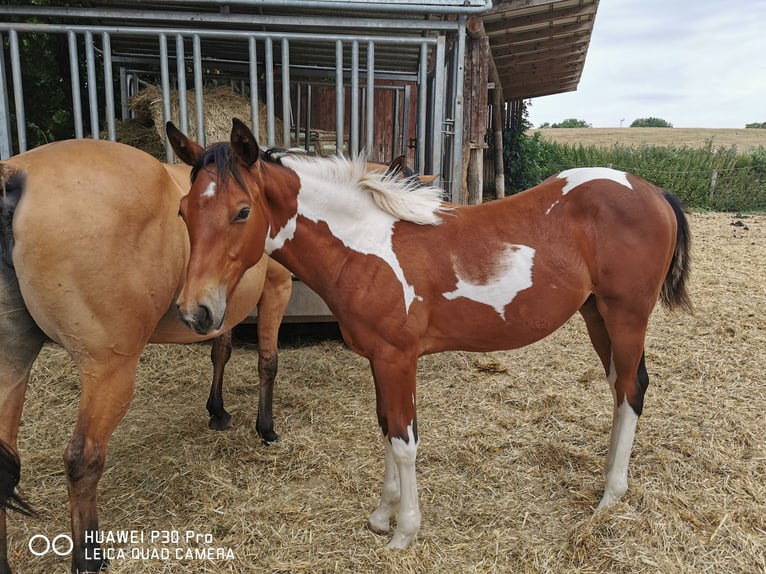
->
[505,133,766,212]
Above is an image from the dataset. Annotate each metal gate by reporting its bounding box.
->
[1,1,491,201]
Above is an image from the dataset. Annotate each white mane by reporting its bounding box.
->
[279,153,450,226]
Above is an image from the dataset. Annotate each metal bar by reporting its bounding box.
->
[365,41,375,154]
[67,31,84,139]
[350,41,359,157]
[0,33,12,158]
[9,30,26,152]
[119,66,129,120]
[402,84,411,159]
[193,34,205,146]
[0,23,441,48]
[2,6,473,30]
[159,33,173,161]
[176,34,189,134]
[392,88,400,160]
[248,36,259,143]
[449,18,467,202]
[295,83,301,147]
[85,31,99,139]
[264,37,276,147]
[102,32,116,141]
[432,36,446,187]
[416,42,427,173]
[335,40,344,155]
[304,84,312,152]
[281,37,291,148]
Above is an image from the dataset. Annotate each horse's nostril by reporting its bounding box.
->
[196,304,213,332]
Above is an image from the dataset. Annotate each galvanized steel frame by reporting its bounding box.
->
[0,6,478,199]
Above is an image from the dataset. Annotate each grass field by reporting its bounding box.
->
[528,127,766,153]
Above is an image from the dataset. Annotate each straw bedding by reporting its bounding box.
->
[9,212,765,573]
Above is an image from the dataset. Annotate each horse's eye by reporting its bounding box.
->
[234,206,250,222]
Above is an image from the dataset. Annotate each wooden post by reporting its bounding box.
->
[467,16,504,200]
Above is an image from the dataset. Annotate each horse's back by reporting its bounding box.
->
[8,140,189,355]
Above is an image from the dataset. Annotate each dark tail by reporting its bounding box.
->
[1,164,26,268]
[660,191,693,313]
[1,165,35,516]
[0,441,34,516]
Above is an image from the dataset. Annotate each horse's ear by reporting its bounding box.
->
[166,122,204,166]
[230,118,260,168]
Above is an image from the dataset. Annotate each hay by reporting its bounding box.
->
[10,212,766,573]
[129,85,284,152]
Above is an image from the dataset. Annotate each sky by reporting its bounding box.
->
[526,0,766,129]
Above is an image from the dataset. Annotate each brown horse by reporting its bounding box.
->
[0,139,291,574]
[167,119,692,549]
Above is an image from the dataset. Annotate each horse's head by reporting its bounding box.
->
[167,119,269,335]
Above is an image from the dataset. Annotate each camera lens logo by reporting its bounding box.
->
[28,534,74,557]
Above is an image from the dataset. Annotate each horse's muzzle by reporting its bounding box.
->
[177,302,221,335]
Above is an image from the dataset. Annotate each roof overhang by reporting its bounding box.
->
[481,0,600,100]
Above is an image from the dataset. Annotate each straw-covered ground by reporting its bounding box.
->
[8,212,765,573]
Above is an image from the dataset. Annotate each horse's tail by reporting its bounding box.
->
[1,163,26,267]
[0,442,34,516]
[0,164,35,516]
[660,191,693,313]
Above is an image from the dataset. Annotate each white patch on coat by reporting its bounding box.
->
[202,181,217,198]
[442,243,535,320]
[558,167,632,195]
[271,155,445,312]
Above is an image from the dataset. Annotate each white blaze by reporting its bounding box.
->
[202,181,217,198]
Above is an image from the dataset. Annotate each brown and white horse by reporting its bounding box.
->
[0,139,291,573]
[167,119,692,549]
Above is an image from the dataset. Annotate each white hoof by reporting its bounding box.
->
[596,483,626,510]
[367,511,391,534]
[386,530,415,549]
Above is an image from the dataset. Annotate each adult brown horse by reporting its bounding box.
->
[0,139,291,574]
[167,119,692,550]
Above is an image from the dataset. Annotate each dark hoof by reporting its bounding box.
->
[208,411,232,431]
[259,431,280,446]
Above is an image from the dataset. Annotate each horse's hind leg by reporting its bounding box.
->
[0,275,46,574]
[64,354,139,574]
[579,295,650,509]
[206,331,233,430]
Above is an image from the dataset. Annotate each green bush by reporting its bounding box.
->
[503,134,766,211]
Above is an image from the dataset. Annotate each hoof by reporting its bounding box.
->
[208,411,232,431]
[366,512,391,535]
[260,432,280,446]
[385,531,415,549]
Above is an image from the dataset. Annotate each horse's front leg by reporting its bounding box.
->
[65,355,139,574]
[253,261,291,445]
[206,331,233,430]
[367,352,421,549]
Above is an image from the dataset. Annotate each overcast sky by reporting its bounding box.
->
[526,0,766,129]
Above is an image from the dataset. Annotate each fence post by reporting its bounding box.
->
[709,169,718,199]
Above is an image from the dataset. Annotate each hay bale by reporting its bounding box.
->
[110,119,165,160]
[129,85,283,150]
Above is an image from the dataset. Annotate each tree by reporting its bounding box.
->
[550,118,591,128]
[745,122,766,129]
[631,117,673,128]
[537,121,551,128]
